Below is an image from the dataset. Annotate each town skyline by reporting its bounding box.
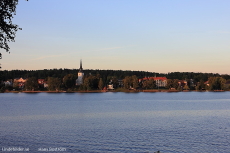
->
[1,68,229,92]
[1,1,230,74]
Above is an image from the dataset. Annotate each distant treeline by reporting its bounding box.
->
[1,69,230,81]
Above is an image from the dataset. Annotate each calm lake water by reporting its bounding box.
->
[1,92,230,153]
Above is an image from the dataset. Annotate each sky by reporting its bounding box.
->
[1,0,230,74]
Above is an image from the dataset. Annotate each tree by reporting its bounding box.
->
[108,76,119,88]
[0,86,5,92]
[218,77,226,90]
[183,85,190,90]
[83,77,90,90]
[123,76,132,89]
[149,78,156,89]
[12,81,18,88]
[172,79,179,89]
[142,78,155,89]
[63,74,76,90]
[208,77,226,91]
[87,75,99,90]
[132,75,139,89]
[0,0,21,53]
[25,77,38,91]
[47,77,61,91]
[142,80,148,89]
[122,75,139,89]
[78,74,100,90]
[98,78,104,90]
[166,79,173,89]
[195,80,205,91]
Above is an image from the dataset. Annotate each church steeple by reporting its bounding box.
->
[76,59,84,85]
[79,59,83,72]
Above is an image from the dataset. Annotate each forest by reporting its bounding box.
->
[1,69,229,81]
[1,69,230,92]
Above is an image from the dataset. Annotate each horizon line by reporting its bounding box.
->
[0,68,228,75]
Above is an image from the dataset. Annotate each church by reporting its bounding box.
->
[76,60,84,85]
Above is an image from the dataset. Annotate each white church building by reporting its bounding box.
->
[76,60,84,85]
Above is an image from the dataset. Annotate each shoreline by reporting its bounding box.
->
[2,90,227,93]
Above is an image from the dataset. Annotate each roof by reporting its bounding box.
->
[204,81,209,84]
[14,78,27,82]
[153,77,167,81]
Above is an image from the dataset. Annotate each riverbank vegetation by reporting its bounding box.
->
[1,69,230,92]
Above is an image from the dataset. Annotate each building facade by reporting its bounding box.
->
[139,77,167,88]
[154,77,167,87]
[14,78,27,89]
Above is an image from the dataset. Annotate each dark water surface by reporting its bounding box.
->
[1,92,230,153]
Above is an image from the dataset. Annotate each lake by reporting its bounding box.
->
[1,92,230,153]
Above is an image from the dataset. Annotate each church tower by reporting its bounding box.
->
[76,59,84,85]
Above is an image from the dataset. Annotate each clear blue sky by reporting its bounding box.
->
[1,0,230,74]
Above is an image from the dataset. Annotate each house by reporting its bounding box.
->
[3,80,13,86]
[38,79,45,85]
[154,77,167,87]
[204,81,209,86]
[178,80,188,87]
[14,78,27,89]
[38,79,48,88]
[107,84,114,90]
[139,77,167,87]
[44,82,48,88]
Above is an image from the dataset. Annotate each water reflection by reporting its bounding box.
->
[1,92,230,152]
[1,109,230,122]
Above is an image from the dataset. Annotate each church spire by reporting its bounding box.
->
[76,59,84,85]
[79,59,83,72]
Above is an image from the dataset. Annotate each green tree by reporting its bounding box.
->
[0,86,5,93]
[0,0,21,53]
[142,78,155,89]
[81,75,100,90]
[183,85,190,90]
[132,75,139,89]
[25,77,38,91]
[83,77,90,90]
[13,81,19,90]
[177,85,182,91]
[123,76,132,89]
[166,79,173,89]
[148,78,156,89]
[195,80,205,91]
[47,77,61,91]
[88,75,99,89]
[98,78,104,90]
[111,76,119,88]
[142,80,148,89]
[5,84,13,91]
[208,77,226,90]
[195,82,201,91]
[123,75,139,89]
[63,74,76,90]
[172,79,179,89]
[218,77,226,90]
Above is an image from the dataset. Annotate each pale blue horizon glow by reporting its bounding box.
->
[1,0,230,74]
